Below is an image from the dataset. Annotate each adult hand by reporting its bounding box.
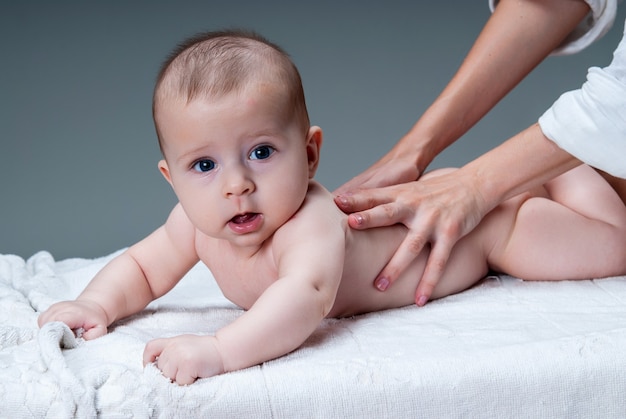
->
[334,141,422,198]
[335,168,490,306]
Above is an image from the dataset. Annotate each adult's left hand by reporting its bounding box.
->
[335,168,490,306]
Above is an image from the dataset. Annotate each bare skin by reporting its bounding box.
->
[38,27,626,385]
[334,0,592,305]
[39,162,626,384]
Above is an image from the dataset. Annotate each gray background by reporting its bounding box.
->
[2,1,625,260]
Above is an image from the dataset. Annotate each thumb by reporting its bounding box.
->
[80,323,108,340]
[143,338,166,367]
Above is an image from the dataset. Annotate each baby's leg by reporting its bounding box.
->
[488,165,626,280]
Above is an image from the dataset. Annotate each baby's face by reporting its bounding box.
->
[156,86,317,249]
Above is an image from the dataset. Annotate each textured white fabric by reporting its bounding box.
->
[539,20,626,178]
[489,0,617,55]
[2,250,626,417]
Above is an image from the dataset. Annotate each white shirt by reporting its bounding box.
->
[538,21,626,178]
[489,0,617,55]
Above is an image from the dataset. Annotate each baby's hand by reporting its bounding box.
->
[37,300,109,340]
[143,335,225,385]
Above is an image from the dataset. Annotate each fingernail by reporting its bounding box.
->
[336,194,352,207]
[353,214,364,225]
[375,277,389,291]
[416,295,428,306]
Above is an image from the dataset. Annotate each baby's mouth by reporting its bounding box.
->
[228,212,263,235]
[230,213,259,224]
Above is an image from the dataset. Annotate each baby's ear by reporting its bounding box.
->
[306,126,323,178]
[158,160,173,185]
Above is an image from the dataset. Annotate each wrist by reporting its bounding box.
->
[460,123,580,212]
[207,335,227,374]
[403,107,465,175]
[75,294,115,325]
[461,162,503,215]
[397,128,438,176]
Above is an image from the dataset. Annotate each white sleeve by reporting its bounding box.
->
[488,0,617,55]
[538,21,626,178]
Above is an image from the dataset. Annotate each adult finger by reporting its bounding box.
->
[333,171,378,197]
[334,187,391,215]
[414,238,455,306]
[348,200,411,230]
[373,230,430,291]
[334,150,421,197]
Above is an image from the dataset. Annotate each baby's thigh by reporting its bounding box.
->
[544,165,626,227]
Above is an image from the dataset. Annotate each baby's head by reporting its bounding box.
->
[152,30,322,247]
[153,29,310,154]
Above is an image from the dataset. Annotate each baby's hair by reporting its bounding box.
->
[153,29,310,152]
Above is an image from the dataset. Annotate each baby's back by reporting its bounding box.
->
[327,220,425,318]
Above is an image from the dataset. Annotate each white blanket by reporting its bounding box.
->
[2,250,626,418]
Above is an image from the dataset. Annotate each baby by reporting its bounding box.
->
[39,30,626,385]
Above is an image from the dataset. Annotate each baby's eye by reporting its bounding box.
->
[249,145,275,161]
[192,159,216,172]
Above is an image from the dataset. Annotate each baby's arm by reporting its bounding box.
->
[217,228,345,369]
[38,204,199,339]
[143,242,343,384]
[143,186,346,384]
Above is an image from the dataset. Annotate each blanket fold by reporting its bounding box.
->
[1,250,626,418]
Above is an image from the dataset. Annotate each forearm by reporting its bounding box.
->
[403,0,590,172]
[461,123,581,212]
[214,279,334,373]
[76,251,156,325]
[80,218,198,325]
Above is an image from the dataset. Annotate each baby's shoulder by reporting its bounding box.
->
[304,181,341,212]
[274,181,347,244]
[292,181,345,226]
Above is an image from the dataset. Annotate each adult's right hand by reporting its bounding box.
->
[334,142,422,198]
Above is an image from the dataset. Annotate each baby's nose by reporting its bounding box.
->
[222,171,255,197]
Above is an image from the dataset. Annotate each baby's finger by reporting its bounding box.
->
[175,370,196,386]
[37,305,69,327]
[80,324,108,340]
[374,231,429,291]
[143,338,166,367]
[158,359,178,384]
[51,312,88,332]
[414,240,454,306]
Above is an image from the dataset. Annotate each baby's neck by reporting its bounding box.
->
[221,238,268,261]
